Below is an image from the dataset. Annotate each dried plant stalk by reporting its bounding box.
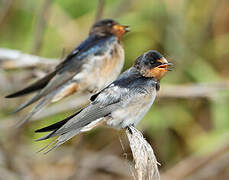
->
[126,126,160,180]
[0,48,57,69]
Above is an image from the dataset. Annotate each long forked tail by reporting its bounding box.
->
[15,82,79,126]
[36,118,104,154]
[35,110,83,154]
[35,111,104,154]
[35,101,116,154]
[16,92,57,127]
[5,71,56,98]
[12,77,78,114]
[35,110,82,134]
[13,91,48,114]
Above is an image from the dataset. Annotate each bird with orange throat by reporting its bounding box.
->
[6,19,130,126]
[35,50,172,153]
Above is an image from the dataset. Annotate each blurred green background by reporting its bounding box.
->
[0,0,229,179]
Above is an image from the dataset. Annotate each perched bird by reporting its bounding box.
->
[5,19,129,126]
[35,50,172,153]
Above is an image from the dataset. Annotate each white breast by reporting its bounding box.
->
[107,88,157,129]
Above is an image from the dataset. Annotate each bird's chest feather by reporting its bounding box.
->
[74,42,124,92]
[108,87,157,129]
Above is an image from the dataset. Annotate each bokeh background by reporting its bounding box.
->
[0,0,229,179]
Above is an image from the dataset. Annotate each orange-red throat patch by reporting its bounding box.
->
[112,25,129,40]
[141,57,170,80]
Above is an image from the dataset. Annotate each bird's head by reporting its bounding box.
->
[90,19,130,40]
[134,50,172,81]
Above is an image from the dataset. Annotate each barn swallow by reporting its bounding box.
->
[5,19,129,126]
[35,50,172,153]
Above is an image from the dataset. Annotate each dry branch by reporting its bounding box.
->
[159,83,229,99]
[126,126,160,180]
[94,0,105,22]
[0,48,58,69]
[161,138,229,180]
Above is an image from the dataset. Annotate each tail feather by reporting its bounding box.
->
[16,93,56,127]
[38,129,82,154]
[18,72,74,112]
[35,131,58,142]
[5,71,56,98]
[35,102,110,153]
[36,139,58,153]
[11,69,76,113]
[35,115,83,153]
[35,109,82,133]
[13,92,44,113]
[36,119,104,154]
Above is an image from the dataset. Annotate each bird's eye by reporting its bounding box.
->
[150,60,156,65]
[107,22,113,27]
[151,61,161,67]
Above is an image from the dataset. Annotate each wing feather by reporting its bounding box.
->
[35,72,136,153]
[11,35,117,112]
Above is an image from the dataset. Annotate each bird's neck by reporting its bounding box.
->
[131,67,161,90]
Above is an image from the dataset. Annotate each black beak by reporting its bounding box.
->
[124,25,130,32]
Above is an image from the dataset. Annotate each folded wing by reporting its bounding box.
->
[35,81,127,153]
[8,35,116,114]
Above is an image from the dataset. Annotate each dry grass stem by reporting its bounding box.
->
[126,126,160,180]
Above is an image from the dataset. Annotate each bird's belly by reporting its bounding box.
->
[74,43,124,93]
[107,90,157,129]
[99,44,124,87]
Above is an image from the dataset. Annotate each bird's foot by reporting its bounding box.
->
[126,124,135,135]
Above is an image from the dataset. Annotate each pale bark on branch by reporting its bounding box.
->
[0,48,58,69]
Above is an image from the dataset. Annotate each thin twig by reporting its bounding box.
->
[0,0,14,27]
[31,0,53,54]
[111,0,133,18]
[94,0,105,22]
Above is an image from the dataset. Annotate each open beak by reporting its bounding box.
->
[113,24,130,34]
[123,25,130,32]
[158,62,173,71]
